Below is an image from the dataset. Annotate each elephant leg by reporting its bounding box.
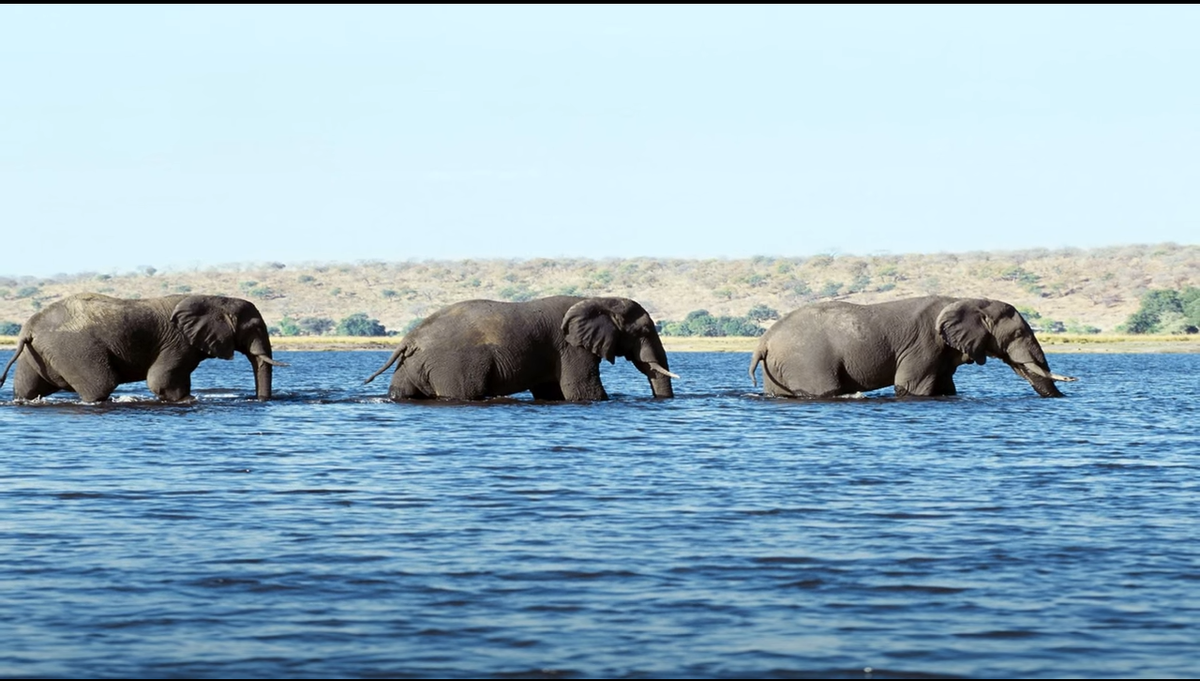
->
[147,364,193,402]
[934,372,957,396]
[559,361,608,401]
[72,373,119,402]
[530,381,565,401]
[50,356,119,402]
[765,357,843,398]
[419,349,496,399]
[762,369,797,397]
[894,363,942,397]
[12,360,60,400]
[388,372,432,400]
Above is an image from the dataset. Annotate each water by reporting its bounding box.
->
[1,350,1198,679]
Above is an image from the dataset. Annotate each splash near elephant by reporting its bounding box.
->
[750,296,1076,398]
[0,293,285,402]
[365,296,677,401]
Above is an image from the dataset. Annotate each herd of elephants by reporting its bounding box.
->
[0,291,1078,403]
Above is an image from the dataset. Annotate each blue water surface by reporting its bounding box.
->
[1,350,1197,679]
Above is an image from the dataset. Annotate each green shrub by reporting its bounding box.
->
[1120,287,1200,334]
[746,304,779,322]
[590,270,614,287]
[846,274,871,294]
[498,285,537,302]
[299,317,334,336]
[277,316,302,337]
[657,310,765,337]
[819,281,843,298]
[337,313,387,336]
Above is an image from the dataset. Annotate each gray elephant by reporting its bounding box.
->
[749,296,1076,398]
[365,296,677,401]
[0,293,285,402]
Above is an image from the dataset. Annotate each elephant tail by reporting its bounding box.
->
[364,342,414,384]
[748,346,764,387]
[0,333,29,389]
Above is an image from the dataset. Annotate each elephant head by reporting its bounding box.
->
[936,298,1076,397]
[170,295,284,400]
[562,297,677,398]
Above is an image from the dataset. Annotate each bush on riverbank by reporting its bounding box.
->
[658,310,766,337]
[1121,287,1200,334]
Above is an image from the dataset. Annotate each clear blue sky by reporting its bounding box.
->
[2,5,1197,277]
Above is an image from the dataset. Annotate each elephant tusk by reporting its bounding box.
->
[649,362,680,379]
[1021,363,1076,382]
[257,355,290,367]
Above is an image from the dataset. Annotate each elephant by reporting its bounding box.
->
[0,293,285,402]
[749,296,1076,398]
[365,295,677,401]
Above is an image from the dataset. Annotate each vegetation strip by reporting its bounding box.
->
[2,246,1197,340]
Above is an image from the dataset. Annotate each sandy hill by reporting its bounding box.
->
[2,244,1198,334]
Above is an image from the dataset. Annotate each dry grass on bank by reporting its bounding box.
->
[2,245,1198,336]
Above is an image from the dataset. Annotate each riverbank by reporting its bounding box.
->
[5,335,1197,353]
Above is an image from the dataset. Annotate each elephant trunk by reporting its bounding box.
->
[252,356,273,401]
[631,335,675,399]
[241,327,280,401]
[1011,363,1064,398]
[1003,339,1073,398]
[649,373,675,399]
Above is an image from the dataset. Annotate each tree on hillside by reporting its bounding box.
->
[299,317,335,336]
[658,310,765,337]
[746,304,779,322]
[337,313,387,337]
[1120,287,1200,334]
[277,316,302,336]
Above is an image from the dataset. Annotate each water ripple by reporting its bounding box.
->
[0,351,1198,678]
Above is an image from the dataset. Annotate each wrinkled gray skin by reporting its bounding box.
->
[0,293,283,402]
[366,296,676,401]
[750,296,1076,398]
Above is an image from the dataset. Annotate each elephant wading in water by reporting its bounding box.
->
[749,296,1076,398]
[365,296,677,401]
[0,293,285,402]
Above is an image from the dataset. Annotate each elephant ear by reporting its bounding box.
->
[171,296,237,359]
[562,299,623,364]
[936,299,992,365]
